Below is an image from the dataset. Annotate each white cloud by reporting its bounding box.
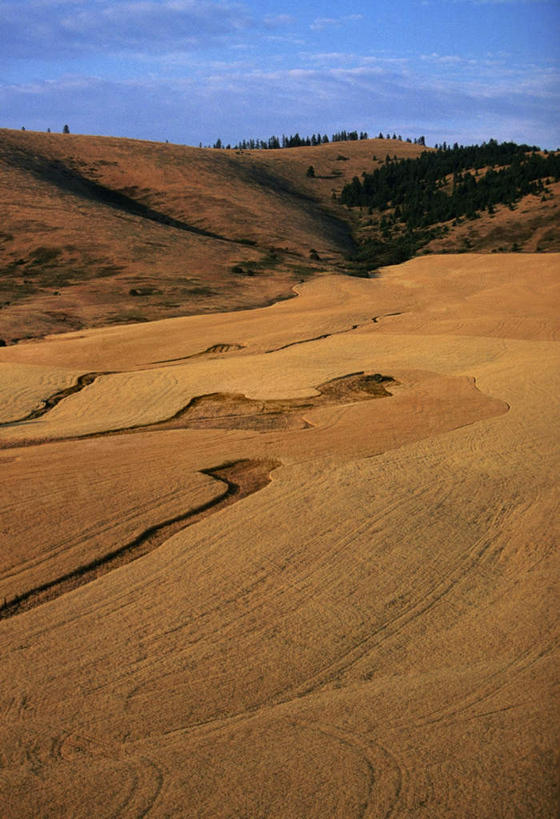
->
[1,0,253,59]
[310,14,364,31]
[5,51,558,147]
[263,14,294,28]
[2,16,558,149]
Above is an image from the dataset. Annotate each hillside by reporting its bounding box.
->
[1,121,559,816]
[2,130,558,343]
[0,130,426,342]
[340,142,560,269]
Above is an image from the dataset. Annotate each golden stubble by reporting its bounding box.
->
[0,253,558,817]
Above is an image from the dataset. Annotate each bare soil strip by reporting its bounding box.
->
[0,458,280,620]
[371,312,402,324]
[265,326,360,353]
[0,371,394,446]
[265,312,403,353]
[150,343,246,365]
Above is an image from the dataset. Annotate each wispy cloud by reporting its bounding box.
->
[3,54,558,147]
[263,14,294,28]
[2,2,558,148]
[1,0,253,59]
[310,14,363,31]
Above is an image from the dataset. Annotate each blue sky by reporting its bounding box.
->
[1,0,559,148]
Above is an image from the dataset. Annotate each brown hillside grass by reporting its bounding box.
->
[0,130,425,342]
[423,182,560,255]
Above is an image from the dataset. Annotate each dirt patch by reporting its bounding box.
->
[138,372,394,433]
[151,342,245,365]
[0,372,395,445]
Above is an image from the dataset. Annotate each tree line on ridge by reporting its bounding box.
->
[211,131,427,150]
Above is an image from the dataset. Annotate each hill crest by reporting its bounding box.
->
[0,129,557,343]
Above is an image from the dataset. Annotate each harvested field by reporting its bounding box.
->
[0,253,558,817]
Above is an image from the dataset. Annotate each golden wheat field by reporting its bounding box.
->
[0,250,558,816]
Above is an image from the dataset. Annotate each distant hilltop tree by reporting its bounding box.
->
[62,124,70,134]
[228,129,434,152]
[223,128,382,152]
[211,128,434,152]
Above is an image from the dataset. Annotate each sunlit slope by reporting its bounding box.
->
[0,253,558,816]
[424,180,560,254]
[0,130,425,342]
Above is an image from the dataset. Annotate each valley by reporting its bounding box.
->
[0,130,558,817]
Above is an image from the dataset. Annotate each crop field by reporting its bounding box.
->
[1,252,558,816]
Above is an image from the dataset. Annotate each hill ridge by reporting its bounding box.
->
[1,129,557,343]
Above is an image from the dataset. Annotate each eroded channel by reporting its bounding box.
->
[0,371,395,445]
[0,459,280,621]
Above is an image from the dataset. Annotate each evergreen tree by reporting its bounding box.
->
[339,141,557,246]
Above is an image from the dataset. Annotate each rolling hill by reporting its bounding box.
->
[0,128,559,817]
[0,130,413,342]
[1,253,559,816]
[3,129,556,344]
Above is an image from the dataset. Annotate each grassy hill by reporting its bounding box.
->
[0,130,425,342]
[340,142,560,270]
[0,129,557,342]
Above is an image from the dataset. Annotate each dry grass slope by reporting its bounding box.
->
[0,130,426,342]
